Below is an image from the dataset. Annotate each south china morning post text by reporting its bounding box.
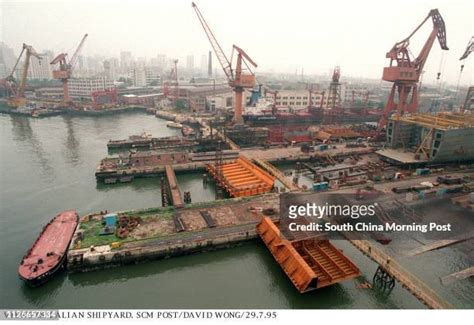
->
[280,193,453,238]
[287,202,451,233]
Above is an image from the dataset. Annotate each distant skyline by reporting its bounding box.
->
[1,0,472,86]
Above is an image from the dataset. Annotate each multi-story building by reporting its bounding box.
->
[206,93,233,111]
[178,84,232,112]
[68,77,114,101]
[28,50,54,80]
[186,54,194,73]
[342,83,370,104]
[199,54,207,75]
[0,42,17,78]
[243,89,342,110]
[132,65,160,87]
[103,58,118,81]
[132,65,146,87]
[145,67,160,86]
[120,51,133,71]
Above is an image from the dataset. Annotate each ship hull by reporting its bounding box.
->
[18,210,79,287]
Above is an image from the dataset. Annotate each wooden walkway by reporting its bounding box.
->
[341,231,453,309]
[406,231,474,256]
[441,266,474,285]
[165,165,184,208]
[252,158,300,192]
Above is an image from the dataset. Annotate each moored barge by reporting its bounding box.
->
[18,210,79,286]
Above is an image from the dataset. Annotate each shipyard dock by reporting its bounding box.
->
[95,144,375,184]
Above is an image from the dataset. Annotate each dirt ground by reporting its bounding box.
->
[129,215,175,239]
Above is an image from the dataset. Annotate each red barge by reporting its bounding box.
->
[18,210,79,286]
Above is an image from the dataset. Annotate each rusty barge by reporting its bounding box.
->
[18,210,79,286]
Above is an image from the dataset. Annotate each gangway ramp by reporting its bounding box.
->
[253,158,300,192]
[256,217,360,293]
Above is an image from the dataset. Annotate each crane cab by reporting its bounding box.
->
[383,66,418,82]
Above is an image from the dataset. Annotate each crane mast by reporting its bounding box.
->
[171,59,179,107]
[378,9,448,130]
[192,2,257,123]
[4,43,42,107]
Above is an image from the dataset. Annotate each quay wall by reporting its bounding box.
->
[67,223,259,273]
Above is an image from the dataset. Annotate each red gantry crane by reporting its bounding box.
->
[192,2,257,123]
[377,9,448,130]
[2,43,42,107]
[50,34,88,106]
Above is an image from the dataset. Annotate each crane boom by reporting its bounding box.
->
[7,47,26,80]
[378,9,449,131]
[50,33,88,105]
[18,44,41,98]
[191,2,233,83]
[460,36,474,60]
[69,33,88,73]
[192,2,257,123]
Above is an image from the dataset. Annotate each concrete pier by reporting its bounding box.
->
[165,165,184,208]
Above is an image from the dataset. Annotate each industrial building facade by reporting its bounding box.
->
[68,77,115,101]
[242,89,344,110]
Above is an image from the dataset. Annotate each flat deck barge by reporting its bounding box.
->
[67,194,279,272]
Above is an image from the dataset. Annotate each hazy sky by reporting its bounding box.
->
[1,0,472,86]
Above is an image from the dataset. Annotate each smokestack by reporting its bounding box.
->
[208,51,212,78]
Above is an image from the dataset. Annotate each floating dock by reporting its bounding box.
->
[256,217,360,293]
[207,157,275,197]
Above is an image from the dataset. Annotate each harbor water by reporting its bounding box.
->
[0,112,472,308]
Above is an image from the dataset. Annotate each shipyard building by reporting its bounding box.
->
[378,112,474,164]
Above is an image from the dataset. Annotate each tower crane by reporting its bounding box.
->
[324,66,343,124]
[3,43,42,107]
[50,33,88,105]
[192,2,257,123]
[171,59,179,107]
[377,9,448,130]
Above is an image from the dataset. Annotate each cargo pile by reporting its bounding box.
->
[116,216,142,239]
